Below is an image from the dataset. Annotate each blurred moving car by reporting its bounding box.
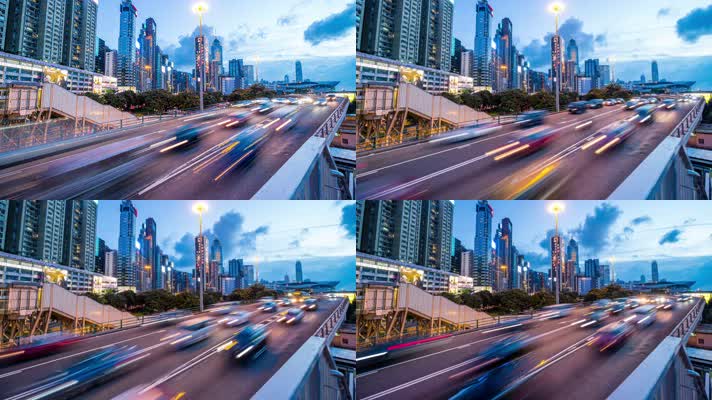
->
[584,120,636,155]
[609,301,626,315]
[315,98,329,106]
[625,99,644,110]
[636,105,656,124]
[19,345,146,399]
[301,298,319,311]
[662,99,677,110]
[433,123,502,144]
[591,320,634,351]
[260,302,278,313]
[278,298,292,307]
[538,303,573,319]
[491,126,558,161]
[587,99,604,109]
[0,333,81,364]
[222,310,253,327]
[170,317,218,349]
[169,124,206,148]
[516,110,547,128]
[568,101,588,114]
[230,324,269,362]
[208,306,233,316]
[603,99,616,106]
[633,305,657,328]
[593,299,612,311]
[615,98,625,104]
[279,308,305,325]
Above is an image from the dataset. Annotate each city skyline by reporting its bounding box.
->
[453,200,712,289]
[97,0,355,89]
[454,0,712,88]
[97,200,356,288]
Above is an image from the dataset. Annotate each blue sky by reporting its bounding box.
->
[96,201,356,290]
[97,0,356,90]
[454,0,712,89]
[453,201,712,290]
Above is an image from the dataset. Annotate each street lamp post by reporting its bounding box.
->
[548,202,564,304]
[549,2,564,113]
[193,3,208,112]
[193,202,208,311]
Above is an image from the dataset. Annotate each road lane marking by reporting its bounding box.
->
[214,150,254,181]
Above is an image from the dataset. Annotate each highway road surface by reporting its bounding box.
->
[0,298,341,400]
[0,102,339,200]
[356,298,698,400]
[357,102,697,200]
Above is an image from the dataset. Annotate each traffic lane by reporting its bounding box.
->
[139,103,338,200]
[356,106,616,176]
[503,301,696,400]
[538,102,696,199]
[82,305,281,400]
[0,107,252,199]
[149,298,342,400]
[2,107,292,199]
[357,307,597,400]
[362,102,695,200]
[358,106,630,200]
[0,303,261,398]
[0,108,236,195]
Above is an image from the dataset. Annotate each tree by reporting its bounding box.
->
[226,84,277,102]
[227,284,278,302]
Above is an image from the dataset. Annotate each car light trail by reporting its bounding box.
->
[275,119,293,131]
[595,138,620,155]
[214,150,255,182]
[640,115,652,123]
[263,118,281,128]
[160,140,188,153]
[485,141,521,156]
[580,135,607,150]
[575,121,592,129]
[494,144,530,161]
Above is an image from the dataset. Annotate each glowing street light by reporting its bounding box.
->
[193,202,208,311]
[548,202,565,304]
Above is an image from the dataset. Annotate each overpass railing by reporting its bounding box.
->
[253,297,353,400]
[610,97,707,200]
[252,98,350,200]
[609,298,708,400]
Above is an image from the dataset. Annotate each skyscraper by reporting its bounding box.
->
[393,201,421,264]
[6,0,66,64]
[564,238,578,291]
[117,200,137,288]
[117,0,137,88]
[419,0,454,71]
[497,218,513,290]
[105,50,117,77]
[584,258,600,288]
[95,237,107,274]
[62,0,98,71]
[194,234,209,294]
[473,0,492,87]
[450,37,462,75]
[295,260,303,282]
[210,238,223,275]
[418,200,454,271]
[584,58,600,89]
[62,200,98,271]
[565,38,579,74]
[451,237,463,274]
[651,60,659,83]
[138,18,158,91]
[195,35,209,92]
[295,60,303,83]
[651,260,659,282]
[141,217,160,289]
[209,38,223,90]
[551,34,563,95]
[598,64,611,87]
[0,3,9,51]
[473,201,493,287]
[95,37,108,74]
[497,18,513,91]
[550,234,564,293]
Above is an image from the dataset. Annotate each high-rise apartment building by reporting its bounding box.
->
[194,234,209,293]
[450,37,462,75]
[419,0,453,71]
[0,200,8,251]
[418,200,453,271]
[360,0,421,64]
[4,201,66,264]
[62,0,98,71]
[62,200,97,271]
[6,0,66,64]
[584,58,600,89]
[551,34,563,95]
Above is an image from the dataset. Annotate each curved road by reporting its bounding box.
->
[0,102,339,200]
[357,102,697,200]
[0,298,341,399]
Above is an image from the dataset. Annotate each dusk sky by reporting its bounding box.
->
[454,0,712,89]
[453,201,712,290]
[96,201,356,291]
[97,0,356,90]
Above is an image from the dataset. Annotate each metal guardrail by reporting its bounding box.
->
[671,98,706,138]
[315,98,349,139]
[671,298,705,340]
[314,297,350,344]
